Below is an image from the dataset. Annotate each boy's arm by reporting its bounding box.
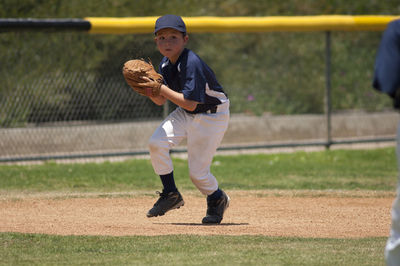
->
[148,94,167,105]
[159,84,198,111]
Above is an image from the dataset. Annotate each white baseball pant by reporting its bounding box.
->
[148,101,229,195]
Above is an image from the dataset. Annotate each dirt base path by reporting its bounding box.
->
[0,190,394,238]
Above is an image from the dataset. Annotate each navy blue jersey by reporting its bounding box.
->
[373,19,400,98]
[159,48,228,113]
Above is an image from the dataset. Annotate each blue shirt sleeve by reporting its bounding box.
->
[181,60,206,103]
[373,19,400,98]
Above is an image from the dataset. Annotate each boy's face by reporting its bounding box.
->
[155,28,188,63]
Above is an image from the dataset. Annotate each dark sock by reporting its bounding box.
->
[160,171,178,193]
[207,188,222,201]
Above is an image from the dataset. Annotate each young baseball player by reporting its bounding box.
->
[145,14,230,224]
[373,19,400,266]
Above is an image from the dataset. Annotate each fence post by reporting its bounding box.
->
[325,31,332,149]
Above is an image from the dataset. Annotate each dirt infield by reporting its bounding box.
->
[0,190,394,238]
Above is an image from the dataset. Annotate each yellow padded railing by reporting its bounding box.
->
[86,15,400,34]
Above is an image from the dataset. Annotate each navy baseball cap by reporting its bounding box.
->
[154,15,186,35]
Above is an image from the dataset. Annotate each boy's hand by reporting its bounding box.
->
[122,59,163,97]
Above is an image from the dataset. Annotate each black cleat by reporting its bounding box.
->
[146,191,184,218]
[202,190,230,224]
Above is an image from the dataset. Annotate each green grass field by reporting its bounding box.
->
[1,234,386,265]
[0,147,397,265]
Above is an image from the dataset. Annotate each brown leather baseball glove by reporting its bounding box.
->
[122,59,163,97]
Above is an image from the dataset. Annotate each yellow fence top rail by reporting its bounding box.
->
[86,15,400,34]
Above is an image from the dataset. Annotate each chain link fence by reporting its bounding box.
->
[0,29,396,162]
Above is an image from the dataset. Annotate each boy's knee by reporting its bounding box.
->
[148,135,161,152]
[148,135,170,154]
